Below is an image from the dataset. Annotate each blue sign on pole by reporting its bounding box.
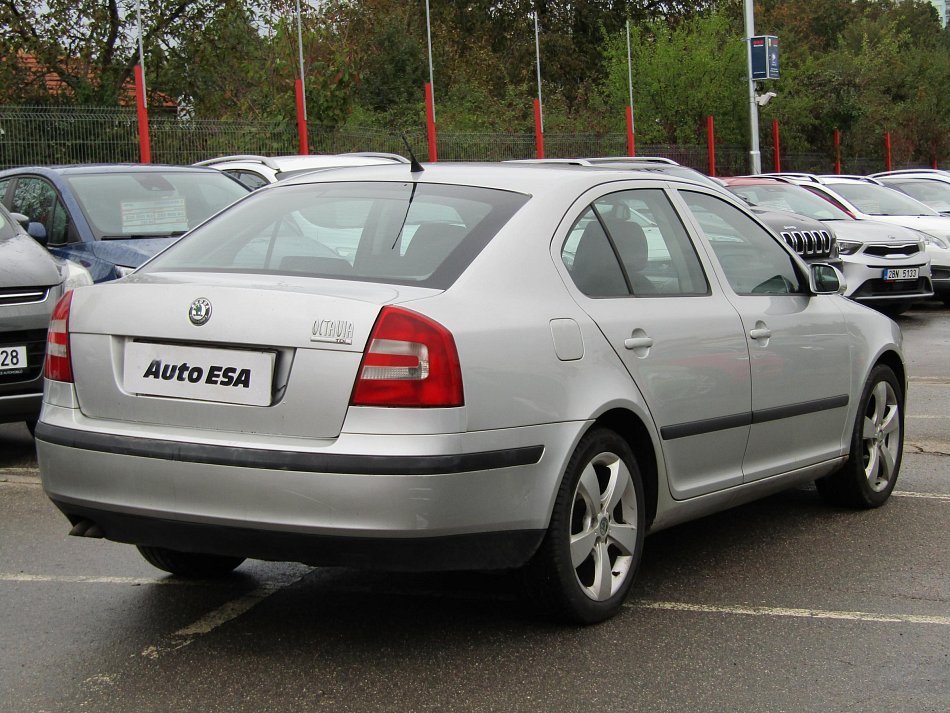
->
[751,35,780,80]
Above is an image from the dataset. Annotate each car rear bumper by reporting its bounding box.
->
[36,408,581,571]
[0,390,42,424]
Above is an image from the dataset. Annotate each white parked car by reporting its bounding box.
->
[771,174,950,305]
[725,176,934,314]
[36,163,905,624]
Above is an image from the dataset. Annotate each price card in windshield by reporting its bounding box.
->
[120,197,188,234]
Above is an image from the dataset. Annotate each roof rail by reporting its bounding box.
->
[869,168,948,178]
[759,172,823,183]
[193,155,280,170]
[818,174,883,185]
[339,152,410,164]
[583,156,679,165]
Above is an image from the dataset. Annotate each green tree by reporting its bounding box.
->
[602,11,747,145]
[0,0,231,106]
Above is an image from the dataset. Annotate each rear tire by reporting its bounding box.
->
[137,546,244,577]
[524,428,645,624]
[816,365,903,508]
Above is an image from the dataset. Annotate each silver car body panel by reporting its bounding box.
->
[36,163,905,570]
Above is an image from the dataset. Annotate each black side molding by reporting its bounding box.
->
[660,394,849,441]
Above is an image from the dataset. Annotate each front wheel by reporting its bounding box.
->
[137,545,245,577]
[816,364,904,508]
[525,428,645,624]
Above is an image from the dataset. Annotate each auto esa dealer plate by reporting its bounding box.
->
[883,267,918,281]
[123,341,275,406]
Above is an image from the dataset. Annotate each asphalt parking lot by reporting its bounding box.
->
[1,302,947,713]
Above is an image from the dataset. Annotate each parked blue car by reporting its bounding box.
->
[0,165,249,282]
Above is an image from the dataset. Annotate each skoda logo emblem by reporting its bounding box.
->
[188,298,212,326]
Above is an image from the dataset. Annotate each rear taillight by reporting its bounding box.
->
[44,291,74,383]
[351,306,463,408]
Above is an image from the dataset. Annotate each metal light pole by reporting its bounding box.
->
[534,11,543,133]
[135,0,146,98]
[744,0,762,174]
[425,0,435,123]
[626,19,635,156]
[295,0,307,121]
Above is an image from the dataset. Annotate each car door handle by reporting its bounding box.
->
[624,337,655,350]
[749,327,771,340]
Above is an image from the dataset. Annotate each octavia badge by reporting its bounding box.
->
[188,298,212,326]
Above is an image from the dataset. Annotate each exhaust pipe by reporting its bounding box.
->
[68,519,105,538]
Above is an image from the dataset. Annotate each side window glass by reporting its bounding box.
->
[0,179,10,203]
[47,197,70,245]
[228,170,268,191]
[562,208,628,297]
[593,189,708,296]
[680,191,804,296]
[10,178,56,228]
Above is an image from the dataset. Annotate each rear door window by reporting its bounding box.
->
[562,188,709,297]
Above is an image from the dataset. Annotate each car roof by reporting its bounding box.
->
[274,161,722,196]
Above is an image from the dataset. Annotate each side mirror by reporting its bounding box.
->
[810,263,846,295]
[10,212,29,228]
[26,221,48,245]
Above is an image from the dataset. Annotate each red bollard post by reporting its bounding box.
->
[134,64,151,164]
[772,119,781,173]
[706,115,716,177]
[626,106,636,157]
[534,99,545,159]
[295,79,309,155]
[884,132,892,172]
[425,83,438,163]
[834,129,841,174]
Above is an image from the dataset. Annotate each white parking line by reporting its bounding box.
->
[139,568,310,659]
[4,571,947,631]
[630,600,950,626]
[0,573,207,585]
[893,491,950,501]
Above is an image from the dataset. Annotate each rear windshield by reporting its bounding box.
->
[64,171,249,239]
[142,181,529,289]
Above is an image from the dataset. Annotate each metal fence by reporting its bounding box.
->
[0,105,897,175]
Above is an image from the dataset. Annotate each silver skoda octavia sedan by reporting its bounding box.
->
[36,163,905,624]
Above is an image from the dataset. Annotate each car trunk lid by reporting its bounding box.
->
[67,273,438,438]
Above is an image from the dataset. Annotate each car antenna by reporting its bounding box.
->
[401,133,425,173]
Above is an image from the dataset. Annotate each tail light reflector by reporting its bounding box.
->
[351,306,463,408]
[44,291,74,383]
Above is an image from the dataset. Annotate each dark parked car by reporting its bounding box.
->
[1,203,91,433]
[0,165,249,282]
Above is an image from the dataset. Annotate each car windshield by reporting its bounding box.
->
[64,171,248,239]
[829,183,939,217]
[882,179,950,213]
[728,184,853,221]
[142,181,529,289]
